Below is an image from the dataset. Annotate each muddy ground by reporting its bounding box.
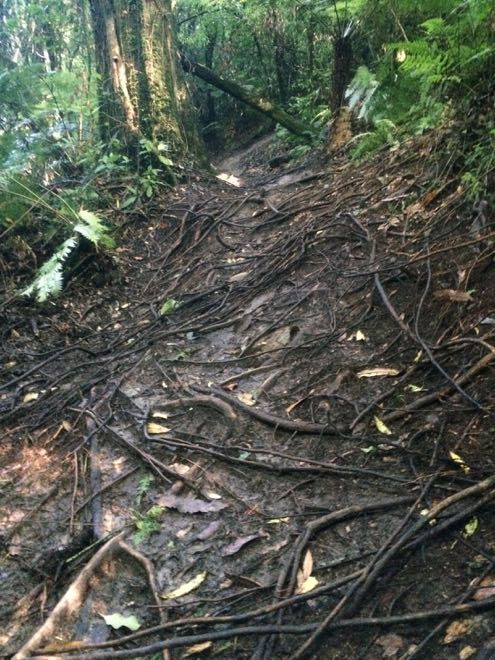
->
[1,134,495,659]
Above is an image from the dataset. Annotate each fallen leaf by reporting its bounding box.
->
[203,491,222,500]
[197,521,221,540]
[160,298,180,315]
[151,410,169,419]
[300,550,313,581]
[221,534,260,556]
[161,572,207,600]
[156,493,228,514]
[217,172,242,187]
[449,451,471,473]
[102,613,141,631]
[169,462,191,476]
[296,550,319,594]
[222,383,238,391]
[459,646,477,660]
[407,384,424,392]
[357,367,400,378]
[473,574,495,601]
[404,201,425,219]
[229,271,249,282]
[374,416,392,435]
[147,422,171,435]
[355,329,367,341]
[376,633,405,657]
[463,517,478,537]
[237,392,256,406]
[184,641,213,656]
[434,289,473,302]
[295,575,319,594]
[443,619,474,644]
[23,392,39,403]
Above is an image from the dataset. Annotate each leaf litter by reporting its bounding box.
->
[2,133,495,658]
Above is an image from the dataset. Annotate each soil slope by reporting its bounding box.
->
[1,134,495,659]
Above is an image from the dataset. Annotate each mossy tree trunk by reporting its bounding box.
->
[88,0,203,164]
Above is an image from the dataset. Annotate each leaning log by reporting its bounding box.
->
[180,54,312,138]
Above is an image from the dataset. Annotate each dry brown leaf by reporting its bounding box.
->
[151,410,169,419]
[421,189,440,206]
[376,633,405,658]
[296,550,318,594]
[184,641,213,656]
[473,574,495,601]
[404,201,425,219]
[146,422,171,435]
[459,646,477,660]
[237,392,256,406]
[357,367,400,378]
[161,572,207,600]
[443,619,475,644]
[221,534,260,557]
[229,271,249,282]
[23,392,39,403]
[169,462,191,477]
[295,575,319,595]
[434,289,473,302]
[301,550,313,581]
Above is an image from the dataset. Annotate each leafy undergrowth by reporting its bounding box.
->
[1,131,495,659]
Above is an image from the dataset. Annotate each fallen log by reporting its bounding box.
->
[180,54,313,138]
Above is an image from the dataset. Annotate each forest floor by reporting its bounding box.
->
[1,132,495,660]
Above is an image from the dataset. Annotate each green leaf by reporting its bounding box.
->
[158,154,173,167]
[160,298,180,315]
[122,195,137,209]
[463,517,479,538]
[102,613,141,631]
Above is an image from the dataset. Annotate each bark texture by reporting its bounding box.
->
[89,0,203,162]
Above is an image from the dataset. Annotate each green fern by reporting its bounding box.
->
[22,237,78,302]
[74,209,115,249]
[345,65,380,120]
[21,208,114,302]
[351,119,398,160]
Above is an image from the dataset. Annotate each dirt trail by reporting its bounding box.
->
[1,135,495,659]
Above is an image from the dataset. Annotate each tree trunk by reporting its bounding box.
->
[180,55,311,138]
[88,0,203,163]
[330,34,354,112]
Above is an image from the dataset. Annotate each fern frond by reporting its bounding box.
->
[75,209,115,249]
[22,237,78,302]
[345,65,380,119]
